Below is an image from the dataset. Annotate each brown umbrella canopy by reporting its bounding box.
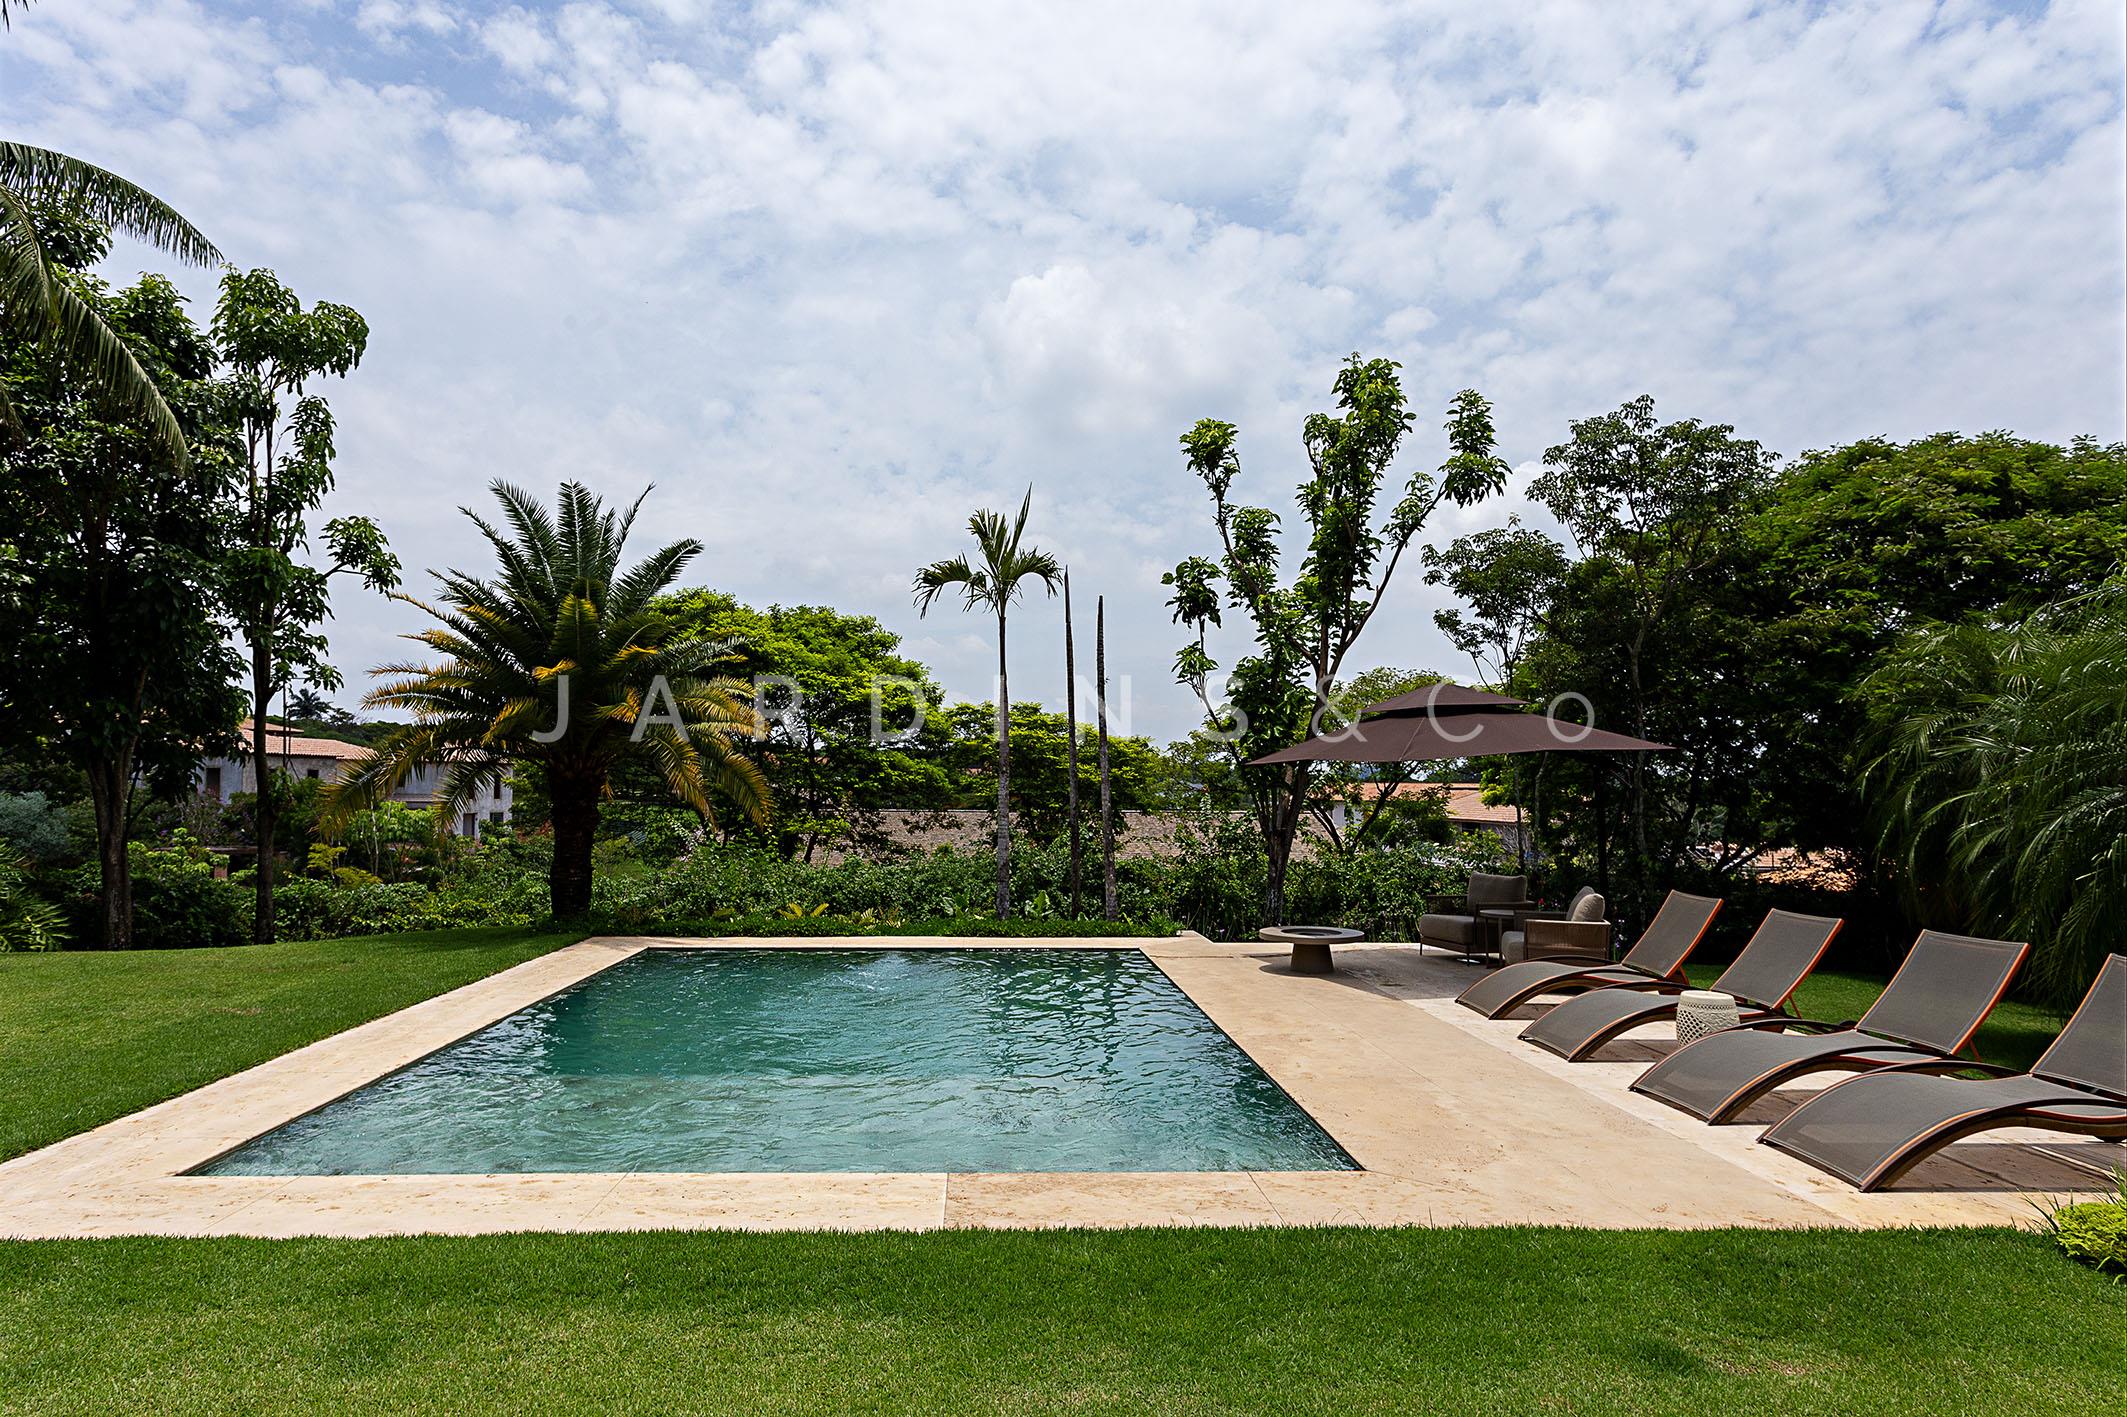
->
[1247,685,1669,765]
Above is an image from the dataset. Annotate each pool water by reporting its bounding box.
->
[197,948,1355,1175]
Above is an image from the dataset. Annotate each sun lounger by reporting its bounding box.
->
[1520,908,1841,1061]
[1631,930,2028,1123]
[1455,890,1720,1019]
[1758,953,2127,1189]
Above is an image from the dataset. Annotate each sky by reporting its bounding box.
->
[6,0,2124,742]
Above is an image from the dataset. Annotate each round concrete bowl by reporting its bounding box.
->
[1259,925,1365,975]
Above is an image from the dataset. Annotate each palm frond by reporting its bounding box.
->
[0,141,221,267]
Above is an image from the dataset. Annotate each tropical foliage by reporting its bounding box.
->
[1858,579,2127,1006]
[333,481,769,917]
[1164,357,1508,920]
[913,489,1061,916]
[0,142,220,461]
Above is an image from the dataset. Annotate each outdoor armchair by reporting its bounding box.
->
[1630,930,2029,1124]
[1520,908,1841,1061]
[1759,953,2127,1190]
[1499,888,1610,965]
[1456,890,1721,1019]
[1416,872,1532,962]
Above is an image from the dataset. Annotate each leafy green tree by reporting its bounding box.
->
[0,247,244,946]
[0,142,221,462]
[913,490,1062,916]
[1164,359,1507,920]
[334,481,769,917]
[211,268,400,942]
[1525,395,1778,899]
[936,701,1163,838]
[1423,519,1569,869]
[657,590,953,859]
[1859,579,2127,1007]
[1749,432,2127,637]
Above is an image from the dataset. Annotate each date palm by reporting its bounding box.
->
[333,481,770,917]
[1,140,221,461]
[914,489,1061,916]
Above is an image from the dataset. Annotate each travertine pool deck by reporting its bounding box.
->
[0,934,2109,1237]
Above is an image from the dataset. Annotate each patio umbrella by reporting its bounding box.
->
[1246,684,1668,765]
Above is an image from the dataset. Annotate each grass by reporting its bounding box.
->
[2,1227,2119,1414]
[1684,965,2065,1071]
[3,930,2112,1412]
[0,926,582,1162]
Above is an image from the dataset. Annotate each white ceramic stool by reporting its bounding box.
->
[1675,989,1742,1044]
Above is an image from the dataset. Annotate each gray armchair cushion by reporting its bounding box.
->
[1570,891,1607,923]
[1466,873,1529,910]
[1418,913,1485,947]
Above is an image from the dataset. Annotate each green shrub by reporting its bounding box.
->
[2040,1175,2127,1277]
[0,845,69,952]
[122,836,247,949]
[0,791,73,864]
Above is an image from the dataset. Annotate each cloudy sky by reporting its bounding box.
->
[8,0,2124,739]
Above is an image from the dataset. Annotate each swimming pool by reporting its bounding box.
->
[197,948,1355,1175]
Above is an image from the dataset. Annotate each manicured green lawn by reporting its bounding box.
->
[0,927,582,1162]
[3,1227,2119,1415]
[1684,965,2065,1071]
[3,932,2111,1412]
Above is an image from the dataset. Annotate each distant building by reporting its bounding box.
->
[195,721,511,837]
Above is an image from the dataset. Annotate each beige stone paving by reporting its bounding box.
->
[0,933,2108,1238]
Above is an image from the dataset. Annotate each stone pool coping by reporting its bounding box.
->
[0,933,2108,1237]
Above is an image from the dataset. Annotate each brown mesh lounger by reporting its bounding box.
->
[1631,930,2029,1123]
[1455,890,1721,1019]
[1759,953,2127,1190]
[1519,909,1842,1061]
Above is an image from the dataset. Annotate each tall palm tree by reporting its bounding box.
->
[1860,577,2127,1007]
[914,489,1061,916]
[332,481,770,917]
[0,140,221,461]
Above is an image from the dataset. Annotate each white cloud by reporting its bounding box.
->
[7,0,2123,736]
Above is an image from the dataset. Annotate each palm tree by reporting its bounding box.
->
[285,686,335,722]
[332,481,770,917]
[1860,577,2127,1007]
[0,141,221,461]
[914,489,1061,916]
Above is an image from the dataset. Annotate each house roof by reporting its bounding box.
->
[230,719,370,762]
[1348,781,1521,826]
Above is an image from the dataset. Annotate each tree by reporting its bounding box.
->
[0,248,244,947]
[656,589,951,858]
[913,490,1061,916]
[1859,579,2127,1007]
[1062,569,1083,915]
[1163,359,1508,921]
[0,139,221,462]
[285,686,335,722]
[1422,519,1568,868]
[935,700,1162,837]
[212,267,400,942]
[334,481,770,917]
[1526,395,1777,901]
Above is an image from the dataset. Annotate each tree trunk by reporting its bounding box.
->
[549,773,603,918]
[994,609,1012,918]
[250,646,276,944]
[1096,596,1116,920]
[1261,764,1309,925]
[84,756,133,949]
[1063,570,1082,917]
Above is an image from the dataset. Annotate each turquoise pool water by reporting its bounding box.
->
[198,948,1355,1175]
